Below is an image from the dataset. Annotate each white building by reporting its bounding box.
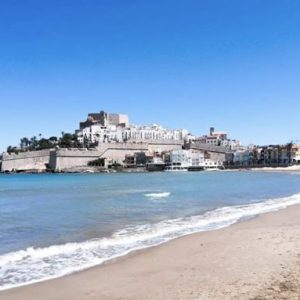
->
[233,150,252,165]
[196,127,241,150]
[77,112,189,145]
[291,144,300,163]
[77,124,123,144]
[168,149,223,170]
[221,139,241,150]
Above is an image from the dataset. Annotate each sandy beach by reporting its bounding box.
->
[250,166,300,172]
[1,205,300,300]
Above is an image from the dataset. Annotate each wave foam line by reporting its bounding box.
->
[1,192,300,291]
[144,192,170,198]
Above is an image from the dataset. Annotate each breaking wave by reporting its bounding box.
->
[1,192,300,291]
[144,192,171,199]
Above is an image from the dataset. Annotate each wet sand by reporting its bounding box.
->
[1,205,300,300]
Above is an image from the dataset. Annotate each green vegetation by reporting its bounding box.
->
[87,158,106,167]
[109,162,123,171]
[6,133,88,154]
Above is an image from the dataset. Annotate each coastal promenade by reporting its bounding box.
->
[1,204,300,299]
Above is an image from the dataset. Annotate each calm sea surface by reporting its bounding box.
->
[0,171,300,290]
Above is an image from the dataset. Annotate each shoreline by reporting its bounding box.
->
[1,165,300,175]
[1,204,300,299]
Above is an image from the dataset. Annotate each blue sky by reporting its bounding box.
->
[1,0,300,151]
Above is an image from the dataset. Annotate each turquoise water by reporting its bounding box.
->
[0,171,300,290]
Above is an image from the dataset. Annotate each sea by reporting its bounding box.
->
[0,171,300,290]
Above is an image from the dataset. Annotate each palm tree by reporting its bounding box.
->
[20,137,29,149]
[30,136,37,150]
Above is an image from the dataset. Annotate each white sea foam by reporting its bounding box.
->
[1,192,300,291]
[144,192,170,198]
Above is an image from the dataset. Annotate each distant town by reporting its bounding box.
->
[1,110,300,173]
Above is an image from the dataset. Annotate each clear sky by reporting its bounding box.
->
[1,0,300,151]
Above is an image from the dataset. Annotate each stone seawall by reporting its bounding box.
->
[1,150,52,172]
[1,141,184,172]
[53,148,103,171]
[52,143,150,171]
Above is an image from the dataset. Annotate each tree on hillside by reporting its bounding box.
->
[20,137,30,149]
[30,136,38,150]
[72,134,83,148]
[59,133,74,148]
[7,132,86,154]
[6,146,13,154]
[38,138,55,150]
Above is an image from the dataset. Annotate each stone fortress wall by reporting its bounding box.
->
[1,140,184,172]
[1,150,52,172]
[52,143,150,171]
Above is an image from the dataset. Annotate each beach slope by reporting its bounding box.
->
[1,205,300,299]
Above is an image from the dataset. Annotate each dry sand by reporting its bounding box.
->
[1,205,300,300]
[251,165,300,172]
